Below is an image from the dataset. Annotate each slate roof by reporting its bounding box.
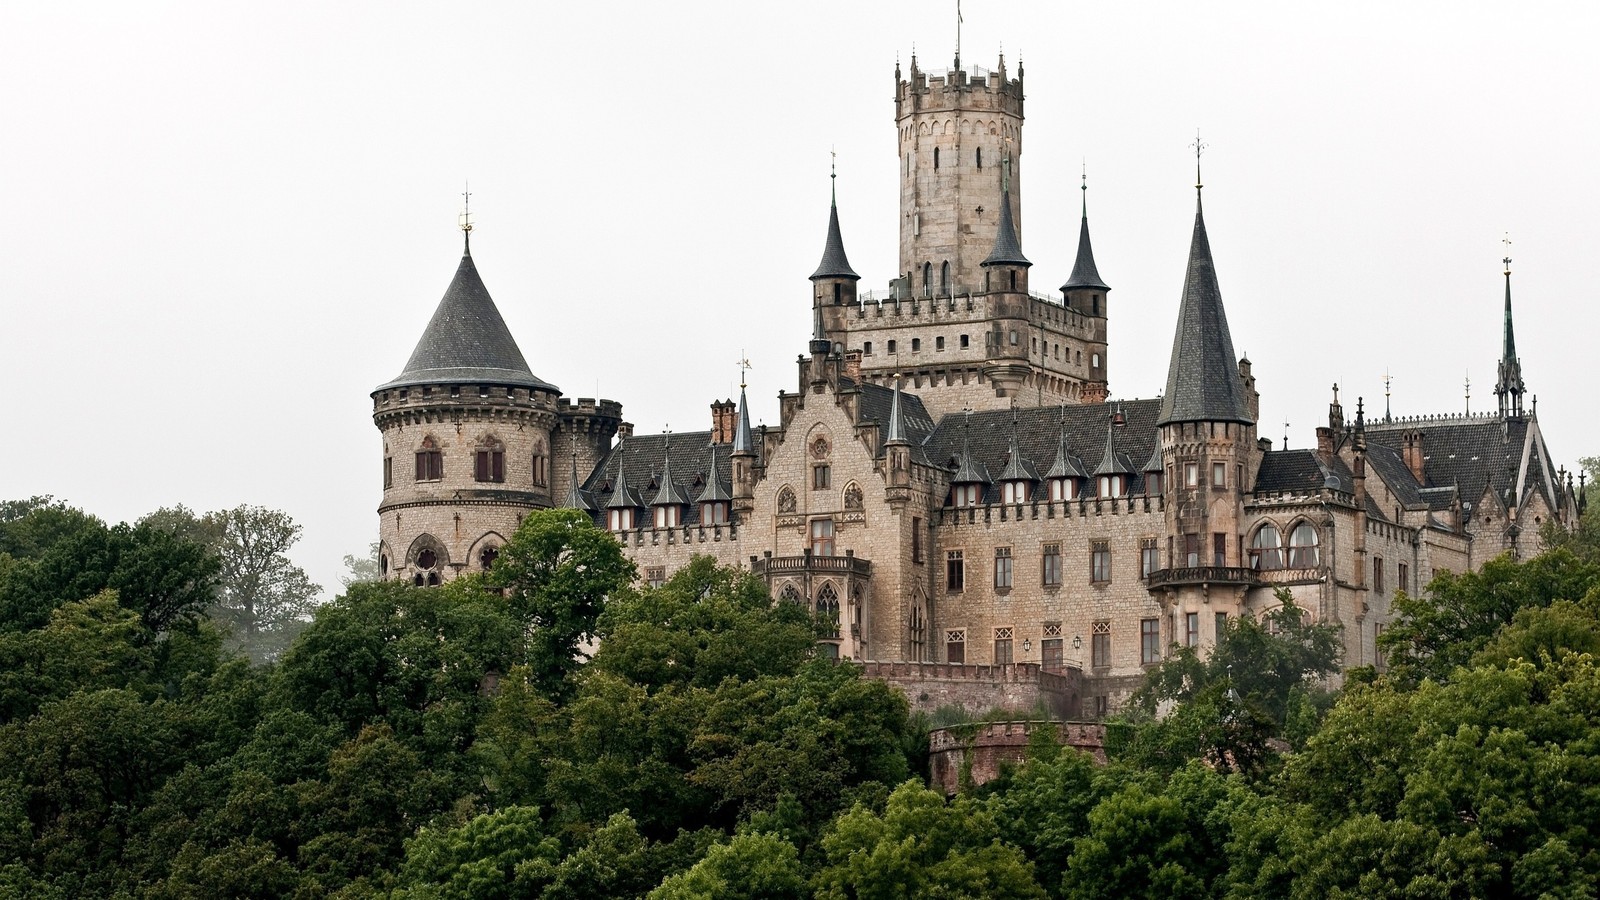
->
[1365,417,1548,510]
[1362,442,1426,509]
[1157,198,1252,426]
[810,201,861,281]
[1060,197,1110,292]
[732,386,754,454]
[981,188,1031,268]
[1253,449,1356,495]
[587,431,732,525]
[923,399,1163,503]
[846,378,936,461]
[379,244,558,393]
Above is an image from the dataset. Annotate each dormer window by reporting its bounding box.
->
[1002,481,1030,504]
[702,501,729,524]
[608,508,635,532]
[1145,471,1163,495]
[653,504,681,528]
[1098,474,1126,498]
[952,484,981,507]
[1049,478,1079,501]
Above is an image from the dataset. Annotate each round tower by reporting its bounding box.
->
[372,228,561,585]
[896,52,1024,296]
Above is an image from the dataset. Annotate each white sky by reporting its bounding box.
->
[3,1,1595,596]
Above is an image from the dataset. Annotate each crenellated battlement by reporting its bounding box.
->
[896,58,1024,117]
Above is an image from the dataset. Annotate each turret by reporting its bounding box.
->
[883,377,914,503]
[980,173,1032,398]
[1061,172,1111,318]
[730,381,757,519]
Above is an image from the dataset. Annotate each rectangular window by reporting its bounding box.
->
[1398,562,1409,593]
[1041,542,1062,586]
[863,341,873,355]
[946,550,965,592]
[1184,462,1199,487]
[809,519,835,557]
[383,456,393,489]
[946,629,966,664]
[1186,612,1200,648]
[912,338,922,352]
[1216,612,1228,642]
[912,517,923,563]
[1141,538,1160,578]
[1141,618,1161,665]
[936,336,945,350]
[1214,532,1227,567]
[993,627,1014,665]
[415,449,443,481]
[1374,623,1387,673]
[1184,533,1201,568]
[532,454,548,487]
[1091,621,1111,668]
[887,339,897,354]
[960,334,970,349]
[1375,556,1385,593]
[813,464,831,490]
[475,449,505,483]
[1041,638,1064,672]
[1091,541,1111,583]
[994,547,1013,589]
[1212,461,1226,488]
[646,566,666,588]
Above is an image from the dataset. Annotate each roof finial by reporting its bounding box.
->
[459,181,474,251]
[1465,371,1472,415]
[736,351,752,390]
[1190,129,1207,199]
[1080,158,1088,217]
[1503,232,1513,274]
[830,146,838,206]
[1384,369,1393,423]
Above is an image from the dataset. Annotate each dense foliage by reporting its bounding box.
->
[3,497,1600,897]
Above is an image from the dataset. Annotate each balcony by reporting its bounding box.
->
[752,551,873,579]
[1145,566,1260,590]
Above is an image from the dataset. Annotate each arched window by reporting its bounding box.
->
[933,147,940,169]
[975,147,982,169]
[779,584,803,605]
[1098,474,1125,499]
[833,282,842,304]
[531,442,548,488]
[816,583,841,639]
[940,260,950,293]
[1003,480,1030,504]
[923,261,933,291]
[1250,526,1284,570]
[479,546,499,569]
[1288,522,1321,568]
[908,595,928,660]
[1049,477,1078,502]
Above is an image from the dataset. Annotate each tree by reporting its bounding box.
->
[1379,549,1600,685]
[812,780,1045,899]
[649,830,807,900]
[489,508,635,700]
[341,541,381,588]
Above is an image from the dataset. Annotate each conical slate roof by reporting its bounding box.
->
[1093,422,1136,476]
[981,188,1031,268]
[732,385,754,454]
[1157,198,1253,426]
[696,443,732,503]
[884,380,908,445]
[810,201,860,281]
[1043,410,1090,480]
[563,449,593,511]
[1061,196,1110,292]
[650,442,692,507]
[379,242,558,392]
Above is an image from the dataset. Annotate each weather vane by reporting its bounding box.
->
[459,182,473,234]
[736,352,752,390]
[1190,129,1208,191]
[1503,232,1512,273]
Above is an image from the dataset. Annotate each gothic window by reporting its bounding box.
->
[1041,622,1064,672]
[479,546,499,570]
[843,482,863,510]
[1141,538,1160,578]
[776,486,797,514]
[380,553,388,575]
[415,436,444,481]
[1288,521,1321,568]
[975,147,982,169]
[779,584,803,605]
[908,595,928,661]
[940,260,950,292]
[923,262,933,290]
[475,437,505,483]
[816,583,841,639]
[532,444,548,488]
[933,147,940,169]
[646,566,666,588]
[1374,556,1385,593]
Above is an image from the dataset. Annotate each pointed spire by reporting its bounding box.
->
[732,382,754,455]
[951,410,991,484]
[1156,178,1253,426]
[563,433,592,511]
[885,376,909,445]
[810,157,861,281]
[650,433,690,507]
[981,185,1031,268]
[606,442,641,510]
[1093,416,1134,476]
[998,405,1039,483]
[1044,405,1088,480]
[696,441,731,503]
[1495,244,1525,419]
[1061,165,1110,293]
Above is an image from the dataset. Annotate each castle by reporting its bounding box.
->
[371,51,1583,711]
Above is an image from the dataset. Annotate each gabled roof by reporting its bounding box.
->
[1092,423,1136,476]
[981,188,1031,268]
[379,243,557,393]
[1365,416,1554,511]
[1156,198,1252,426]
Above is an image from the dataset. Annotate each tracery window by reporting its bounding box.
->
[1250,525,1285,570]
[1288,521,1321,568]
[816,583,841,639]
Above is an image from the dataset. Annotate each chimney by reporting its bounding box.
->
[1315,426,1335,458]
[710,399,736,443]
[1402,430,1425,483]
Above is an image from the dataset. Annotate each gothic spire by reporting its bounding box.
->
[606,442,641,510]
[696,441,732,503]
[732,383,754,455]
[563,436,592,511]
[1061,169,1110,293]
[1044,405,1088,480]
[981,185,1031,268]
[1093,416,1134,476]
[885,377,909,445]
[1156,186,1253,426]
[1495,252,1526,419]
[650,434,689,507]
[810,160,860,281]
[998,406,1039,483]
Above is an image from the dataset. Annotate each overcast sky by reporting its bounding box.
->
[3,1,1594,596]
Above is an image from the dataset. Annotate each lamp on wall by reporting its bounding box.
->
[1022,638,1032,654]
[1072,635,1082,651]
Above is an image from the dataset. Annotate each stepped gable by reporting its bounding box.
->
[380,244,557,392]
[584,431,733,525]
[923,399,1163,503]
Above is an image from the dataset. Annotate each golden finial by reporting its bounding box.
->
[1190,129,1208,193]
